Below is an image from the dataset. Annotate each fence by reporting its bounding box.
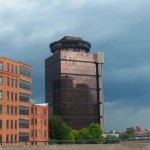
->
[1,138,150,146]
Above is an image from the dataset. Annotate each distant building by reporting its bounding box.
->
[0,57,48,145]
[45,36,104,129]
[135,126,150,139]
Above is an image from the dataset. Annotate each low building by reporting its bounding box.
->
[0,57,48,145]
[135,126,150,139]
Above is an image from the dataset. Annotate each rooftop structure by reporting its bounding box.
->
[50,36,91,54]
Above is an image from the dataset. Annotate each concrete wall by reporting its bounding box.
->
[1,143,150,150]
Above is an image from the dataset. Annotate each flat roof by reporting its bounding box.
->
[0,57,31,67]
[34,103,48,106]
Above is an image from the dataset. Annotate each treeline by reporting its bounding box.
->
[49,116,104,144]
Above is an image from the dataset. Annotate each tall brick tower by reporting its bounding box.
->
[45,36,104,129]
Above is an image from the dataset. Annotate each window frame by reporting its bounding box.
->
[0,62,3,71]
[0,76,3,85]
[0,91,3,100]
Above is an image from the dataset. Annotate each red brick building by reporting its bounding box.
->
[0,57,48,145]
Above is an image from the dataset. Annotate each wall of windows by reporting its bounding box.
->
[19,80,31,90]
[19,92,30,102]
[19,119,29,128]
[19,106,29,115]
[19,66,31,77]
[6,77,18,88]
[7,63,18,74]
[45,51,101,129]
[19,132,29,141]
[6,92,17,101]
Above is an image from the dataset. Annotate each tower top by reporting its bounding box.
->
[49,36,91,54]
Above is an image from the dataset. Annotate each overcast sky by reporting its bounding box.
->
[1,0,150,132]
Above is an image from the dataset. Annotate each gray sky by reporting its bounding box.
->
[1,0,150,132]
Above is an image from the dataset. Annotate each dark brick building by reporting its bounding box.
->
[45,36,104,129]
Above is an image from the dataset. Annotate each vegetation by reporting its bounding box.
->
[49,116,136,144]
[71,123,104,144]
[49,116,72,143]
[49,116,104,144]
[119,127,135,139]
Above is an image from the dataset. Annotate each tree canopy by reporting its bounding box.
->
[49,116,104,144]
[120,127,135,139]
[71,123,104,143]
[49,116,72,141]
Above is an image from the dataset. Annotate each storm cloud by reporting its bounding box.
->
[0,0,150,131]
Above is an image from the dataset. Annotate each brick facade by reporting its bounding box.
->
[0,57,48,145]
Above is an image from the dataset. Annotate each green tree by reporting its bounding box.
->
[126,127,135,138]
[120,127,135,139]
[72,123,104,144]
[68,130,77,144]
[49,116,72,142]
[88,123,104,142]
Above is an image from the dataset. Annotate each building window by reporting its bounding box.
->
[0,134,2,143]
[11,106,13,114]
[19,80,31,90]
[44,109,46,115]
[35,107,37,114]
[0,105,2,114]
[11,92,13,101]
[11,134,13,142]
[11,65,14,73]
[15,66,17,74]
[35,119,37,125]
[15,134,17,142]
[6,120,9,129]
[0,62,3,71]
[15,79,17,88]
[19,132,29,142]
[11,120,13,129]
[7,91,9,100]
[19,92,30,102]
[0,91,2,100]
[19,106,29,115]
[19,66,31,77]
[19,119,29,128]
[0,76,3,85]
[6,134,9,142]
[6,105,9,114]
[44,119,46,126]
[15,93,17,101]
[35,130,37,137]
[7,77,10,86]
[31,130,34,137]
[7,63,10,72]
[11,79,14,87]
[31,118,34,125]
[0,120,2,128]
[31,107,33,113]
[44,130,46,137]
[15,120,17,129]
[15,106,17,115]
